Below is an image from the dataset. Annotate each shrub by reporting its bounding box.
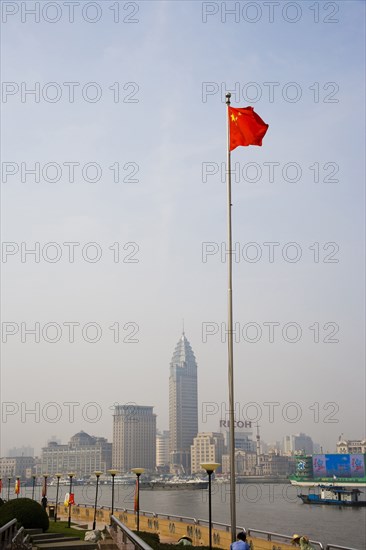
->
[0,498,49,531]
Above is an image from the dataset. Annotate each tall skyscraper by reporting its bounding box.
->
[169,331,198,473]
[113,405,156,472]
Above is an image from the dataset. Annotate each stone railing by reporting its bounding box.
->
[110,515,153,549]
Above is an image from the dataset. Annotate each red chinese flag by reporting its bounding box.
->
[0,479,3,493]
[229,106,268,150]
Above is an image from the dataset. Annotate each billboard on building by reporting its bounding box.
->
[312,454,365,478]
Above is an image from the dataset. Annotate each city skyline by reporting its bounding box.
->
[2,427,365,481]
[3,327,362,458]
[4,423,361,461]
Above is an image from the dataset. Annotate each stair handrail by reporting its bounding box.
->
[0,519,17,550]
[110,515,153,550]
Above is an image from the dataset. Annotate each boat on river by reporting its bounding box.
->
[298,485,366,507]
[140,477,208,490]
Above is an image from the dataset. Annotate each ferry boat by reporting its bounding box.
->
[140,477,208,490]
[49,478,76,486]
[298,485,366,507]
[113,475,136,485]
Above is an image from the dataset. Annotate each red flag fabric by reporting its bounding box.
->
[133,478,139,512]
[229,106,268,150]
[0,479,3,493]
[69,493,75,505]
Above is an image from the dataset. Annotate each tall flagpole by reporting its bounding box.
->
[226,91,237,541]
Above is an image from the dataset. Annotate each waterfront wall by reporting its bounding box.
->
[55,503,294,550]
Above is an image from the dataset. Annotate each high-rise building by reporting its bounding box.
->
[169,332,198,473]
[191,432,225,474]
[41,431,111,476]
[113,405,156,473]
[283,433,314,455]
[223,429,255,453]
[7,445,34,457]
[156,430,170,468]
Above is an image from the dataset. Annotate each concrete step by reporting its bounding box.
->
[97,543,118,550]
[34,542,98,550]
[33,538,81,544]
[97,541,118,550]
[25,529,44,535]
[32,534,71,541]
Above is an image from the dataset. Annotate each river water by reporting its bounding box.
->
[28,483,365,549]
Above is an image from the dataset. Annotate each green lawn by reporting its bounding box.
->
[46,521,86,539]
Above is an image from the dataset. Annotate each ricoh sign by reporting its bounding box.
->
[220,420,252,429]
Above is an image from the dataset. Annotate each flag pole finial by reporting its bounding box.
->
[226,92,231,105]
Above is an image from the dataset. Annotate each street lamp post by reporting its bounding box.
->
[7,477,11,501]
[92,471,103,530]
[200,463,220,550]
[42,474,48,500]
[67,473,75,528]
[131,468,145,532]
[107,469,119,519]
[31,475,37,500]
[55,474,62,522]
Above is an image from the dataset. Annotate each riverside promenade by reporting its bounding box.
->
[54,503,315,550]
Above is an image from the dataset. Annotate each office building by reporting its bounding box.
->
[113,405,156,472]
[337,438,366,454]
[7,445,34,458]
[41,431,112,476]
[156,430,170,468]
[191,432,225,474]
[169,332,198,473]
[283,433,314,455]
[0,456,34,480]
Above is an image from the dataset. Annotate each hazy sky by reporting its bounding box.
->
[1,0,365,456]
